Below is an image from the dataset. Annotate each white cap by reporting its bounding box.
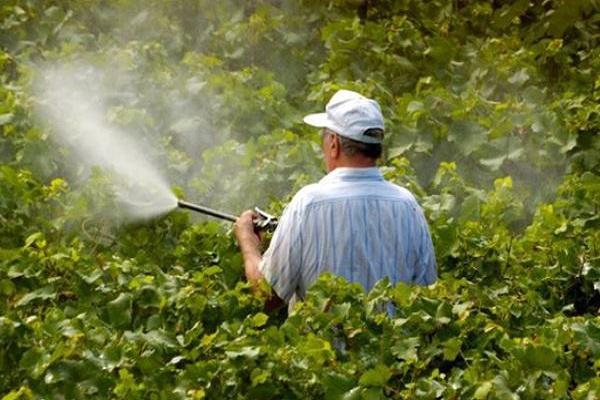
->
[303,89,385,144]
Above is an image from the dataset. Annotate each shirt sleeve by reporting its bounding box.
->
[259,195,305,303]
[413,205,437,285]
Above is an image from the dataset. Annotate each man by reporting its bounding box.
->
[234,89,437,310]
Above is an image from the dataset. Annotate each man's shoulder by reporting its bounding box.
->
[290,178,419,208]
[288,183,321,207]
[381,181,419,203]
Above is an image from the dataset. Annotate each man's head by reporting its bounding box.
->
[303,90,384,171]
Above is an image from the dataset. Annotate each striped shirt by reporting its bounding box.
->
[259,167,437,304]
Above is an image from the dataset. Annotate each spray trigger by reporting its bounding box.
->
[253,207,278,232]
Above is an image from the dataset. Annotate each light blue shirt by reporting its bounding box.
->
[259,167,437,303]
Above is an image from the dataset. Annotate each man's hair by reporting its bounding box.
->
[338,128,383,159]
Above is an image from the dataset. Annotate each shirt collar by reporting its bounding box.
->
[319,167,384,184]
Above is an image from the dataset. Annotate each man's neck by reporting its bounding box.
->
[329,157,376,171]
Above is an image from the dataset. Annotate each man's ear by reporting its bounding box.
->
[330,133,340,159]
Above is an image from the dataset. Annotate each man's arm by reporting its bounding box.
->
[413,206,437,285]
[234,210,284,310]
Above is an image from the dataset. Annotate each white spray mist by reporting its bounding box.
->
[35,62,178,220]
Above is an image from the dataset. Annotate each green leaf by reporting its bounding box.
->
[448,121,487,156]
[341,387,361,400]
[1,387,33,400]
[407,101,424,113]
[358,365,391,387]
[0,279,16,295]
[572,321,600,357]
[107,293,132,327]
[0,113,13,126]
[388,143,412,159]
[392,283,412,307]
[225,346,261,359]
[250,368,270,386]
[19,349,50,379]
[508,68,530,86]
[299,334,334,363]
[493,0,530,29]
[474,381,492,399]
[24,232,44,248]
[451,301,474,319]
[391,337,420,362]
[522,86,545,104]
[143,329,177,349]
[479,155,505,171]
[324,372,355,400]
[443,337,462,361]
[15,287,55,307]
[251,312,269,327]
[522,344,556,370]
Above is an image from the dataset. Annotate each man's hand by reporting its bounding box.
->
[234,210,264,289]
[234,210,261,250]
[234,210,284,311]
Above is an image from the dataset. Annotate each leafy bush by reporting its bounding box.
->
[1,1,599,399]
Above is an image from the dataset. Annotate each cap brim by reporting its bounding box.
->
[303,113,330,127]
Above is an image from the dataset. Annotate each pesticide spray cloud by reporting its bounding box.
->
[35,62,178,220]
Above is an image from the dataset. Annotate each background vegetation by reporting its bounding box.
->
[1,0,599,398]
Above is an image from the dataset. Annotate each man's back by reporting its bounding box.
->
[234,90,437,310]
[260,167,437,303]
